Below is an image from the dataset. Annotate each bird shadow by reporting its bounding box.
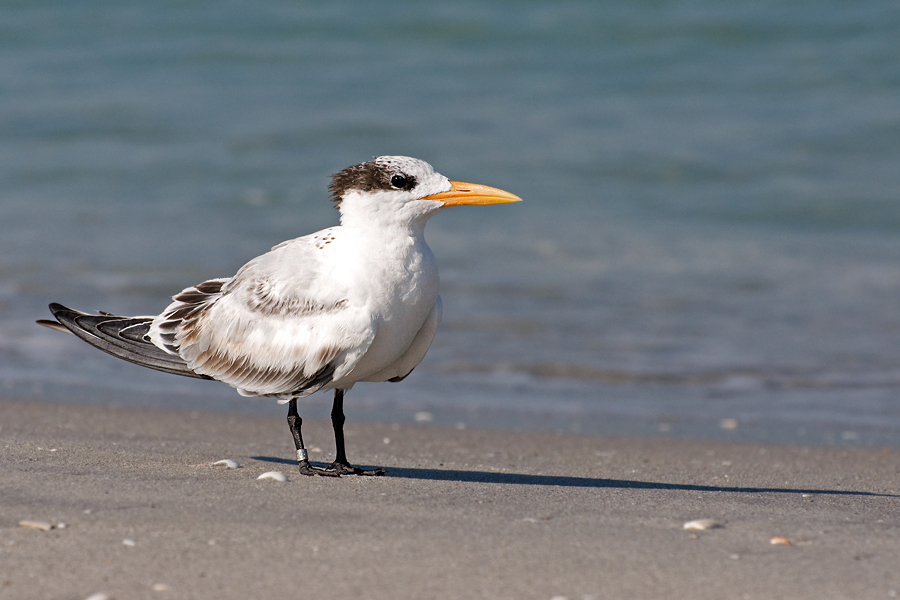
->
[250,456,896,498]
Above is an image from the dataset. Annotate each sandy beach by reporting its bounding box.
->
[2,397,898,600]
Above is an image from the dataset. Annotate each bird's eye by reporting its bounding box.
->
[391,175,408,189]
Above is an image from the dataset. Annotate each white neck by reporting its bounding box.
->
[338,191,443,235]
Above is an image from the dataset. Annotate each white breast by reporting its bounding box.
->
[331,228,440,384]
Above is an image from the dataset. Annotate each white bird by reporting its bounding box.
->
[38,156,520,476]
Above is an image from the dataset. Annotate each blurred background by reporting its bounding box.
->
[2,0,899,447]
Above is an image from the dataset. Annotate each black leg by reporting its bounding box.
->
[287,399,338,477]
[327,389,385,476]
[331,389,349,465]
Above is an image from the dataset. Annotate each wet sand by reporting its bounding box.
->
[2,398,899,600]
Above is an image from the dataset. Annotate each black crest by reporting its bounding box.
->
[328,159,418,208]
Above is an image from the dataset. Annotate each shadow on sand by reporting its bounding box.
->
[251,456,896,497]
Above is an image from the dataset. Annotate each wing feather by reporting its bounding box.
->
[148,240,377,398]
[42,303,209,379]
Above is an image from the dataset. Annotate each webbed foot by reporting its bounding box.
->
[326,461,386,476]
[296,459,385,477]
[297,460,341,477]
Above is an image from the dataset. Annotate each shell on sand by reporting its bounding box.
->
[257,471,288,482]
[682,519,721,531]
[770,536,793,546]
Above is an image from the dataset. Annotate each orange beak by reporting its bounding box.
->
[423,181,522,207]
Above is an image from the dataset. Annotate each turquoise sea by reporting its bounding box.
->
[3,0,900,446]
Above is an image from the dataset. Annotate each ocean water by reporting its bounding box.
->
[2,0,900,447]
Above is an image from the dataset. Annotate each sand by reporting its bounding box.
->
[2,398,898,600]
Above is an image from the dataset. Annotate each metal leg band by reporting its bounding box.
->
[297,448,309,462]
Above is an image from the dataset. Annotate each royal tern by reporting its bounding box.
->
[38,156,521,476]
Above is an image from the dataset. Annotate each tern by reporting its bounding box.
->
[38,156,521,476]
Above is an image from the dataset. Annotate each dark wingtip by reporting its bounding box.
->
[48,302,74,315]
[40,303,76,332]
[36,303,209,380]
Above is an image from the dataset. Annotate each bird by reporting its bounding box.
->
[38,156,521,477]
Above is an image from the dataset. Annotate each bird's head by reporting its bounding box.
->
[329,156,521,228]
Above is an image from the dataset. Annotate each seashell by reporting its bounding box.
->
[683,519,721,531]
[770,536,793,546]
[18,520,53,531]
[84,594,111,600]
[257,471,288,482]
[122,538,137,547]
[212,459,240,469]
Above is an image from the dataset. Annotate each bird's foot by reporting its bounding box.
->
[326,461,386,476]
[297,459,341,477]
[295,459,385,477]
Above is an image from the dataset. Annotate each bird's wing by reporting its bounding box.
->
[42,303,210,379]
[149,236,376,398]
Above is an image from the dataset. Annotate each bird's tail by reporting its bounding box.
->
[37,303,211,380]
